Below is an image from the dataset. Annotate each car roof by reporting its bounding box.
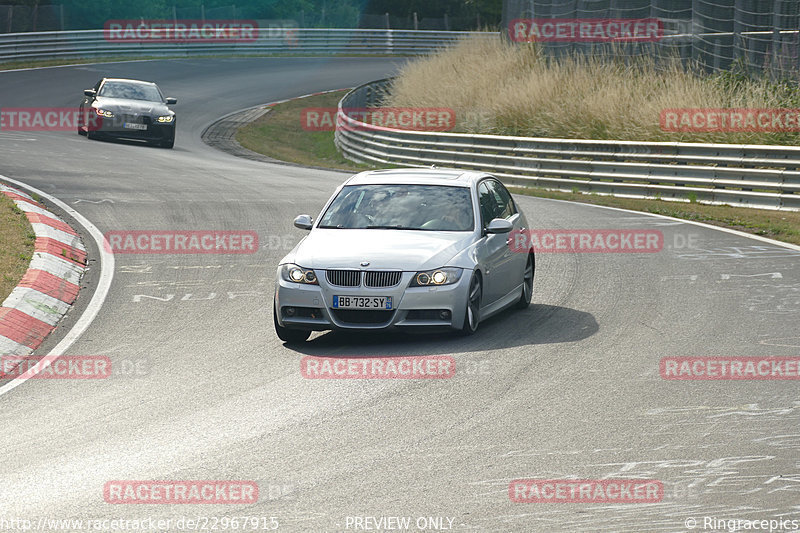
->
[101,78,157,86]
[344,168,489,187]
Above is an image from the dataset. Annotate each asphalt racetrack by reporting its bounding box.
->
[1,57,799,532]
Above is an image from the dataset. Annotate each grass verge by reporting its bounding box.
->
[0,192,35,303]
[386,36,800,145]
[236,90,367,171]
[235,85,800,247]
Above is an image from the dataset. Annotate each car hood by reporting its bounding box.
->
[291,229,475,270]
[94,97,170,115]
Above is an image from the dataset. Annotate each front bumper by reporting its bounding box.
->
[94,116,175,141]
[274,269,471,331]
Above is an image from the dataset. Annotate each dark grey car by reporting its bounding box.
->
[78,78,177,148]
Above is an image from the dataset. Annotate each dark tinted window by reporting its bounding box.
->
[478,182,497,227]
[99,81,163,102]
[487,179,517,219]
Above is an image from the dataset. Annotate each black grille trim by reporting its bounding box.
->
[364,270,402,288]
[326,269,361,287]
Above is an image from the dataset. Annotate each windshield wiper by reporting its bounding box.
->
[365,225,414,230]
[317,224,343,229]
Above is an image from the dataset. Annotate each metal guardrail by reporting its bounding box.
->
[0,28,493,62]
[335,79,800,211]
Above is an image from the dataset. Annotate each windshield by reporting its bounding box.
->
[99,81,163,102]
[318,184,474,231]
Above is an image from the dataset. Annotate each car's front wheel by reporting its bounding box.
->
[273,303,311,343]
[515,253,534,309]
[460,272,482,335]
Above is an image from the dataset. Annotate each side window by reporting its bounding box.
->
[477,182,496,228]
[488,180,517,219]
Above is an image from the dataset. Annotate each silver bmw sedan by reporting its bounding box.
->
[273,168,535,343]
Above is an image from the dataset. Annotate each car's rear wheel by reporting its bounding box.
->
[273,303,311,343]
[460,272,482,335]
[515,253,534,309]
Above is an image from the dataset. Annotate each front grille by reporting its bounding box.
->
[326,269,361,287]
[331,309,394,324]
[364,271,402,288]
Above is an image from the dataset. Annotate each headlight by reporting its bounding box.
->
[280,264,318,285]
[157,115,175,123]
[94,108,114,117]
[410,267,463,287]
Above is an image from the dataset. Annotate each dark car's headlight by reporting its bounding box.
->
[410,267,463,287]
[157,115,175,123]
[94,108,114,117]
[280,264,318,285]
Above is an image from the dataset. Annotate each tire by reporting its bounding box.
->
[515,253,535,309]
[273,304,310,343]
[459,272,482,335]
[77,110,87,135]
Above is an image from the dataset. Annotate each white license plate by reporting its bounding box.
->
[123,123,147,130]
[333,296,392,310]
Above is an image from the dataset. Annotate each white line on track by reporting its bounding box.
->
[0,174,114,397]
[520,196,800,252]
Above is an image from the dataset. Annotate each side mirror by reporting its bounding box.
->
[485,218,513,235]
[84,89,96,97]
[165,97,177,105]
[293,214,313,230]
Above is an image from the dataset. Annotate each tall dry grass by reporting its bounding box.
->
[385,36,800,144]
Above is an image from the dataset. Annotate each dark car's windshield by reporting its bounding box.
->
[318,184,474,231]
[99,81,163,102]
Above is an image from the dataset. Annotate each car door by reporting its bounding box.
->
[476,180,508,306]
[484,179,525,300]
